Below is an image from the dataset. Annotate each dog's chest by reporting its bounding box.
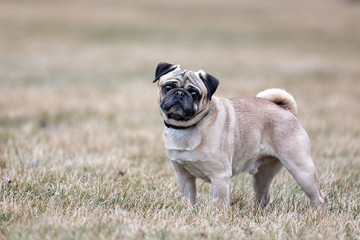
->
[163,127,216,162]
[164,128,214,181]
[168,151,212,182]
[180,160,212,182]
[164,132,207,165]
[163,128,202,151]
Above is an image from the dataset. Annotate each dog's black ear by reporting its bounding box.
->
[153,62,177,83]
[199,71,219,100]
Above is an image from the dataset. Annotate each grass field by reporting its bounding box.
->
[1,0,360,239]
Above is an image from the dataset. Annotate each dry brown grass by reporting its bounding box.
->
[0,0,359,239]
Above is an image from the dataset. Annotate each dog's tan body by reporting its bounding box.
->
[154,63,326,208]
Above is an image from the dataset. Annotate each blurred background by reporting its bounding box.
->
[0,0,359,176]
[1,0,360,238]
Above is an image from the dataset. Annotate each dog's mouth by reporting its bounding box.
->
[166,104,194,121]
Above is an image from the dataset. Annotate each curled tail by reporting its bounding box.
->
[256,88,298,116]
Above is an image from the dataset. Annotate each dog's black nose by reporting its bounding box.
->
[175,90,185,97]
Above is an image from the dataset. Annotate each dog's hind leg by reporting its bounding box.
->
[282,156,326,208]
[276,134,326,209]
[252,158,283,206]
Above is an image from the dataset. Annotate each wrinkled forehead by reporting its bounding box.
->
[159,67,206,88]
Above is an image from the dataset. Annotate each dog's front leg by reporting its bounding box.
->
[170,161,196,205]
[211,176,231,205]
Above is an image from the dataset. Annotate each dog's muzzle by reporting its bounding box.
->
[160,89,196,121]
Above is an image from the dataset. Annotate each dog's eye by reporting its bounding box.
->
[163,85,173,93]
[190,91,199,100]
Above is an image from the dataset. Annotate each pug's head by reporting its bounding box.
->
[153,62,219,129]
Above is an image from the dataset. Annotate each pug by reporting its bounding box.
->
[153,62,326,208]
